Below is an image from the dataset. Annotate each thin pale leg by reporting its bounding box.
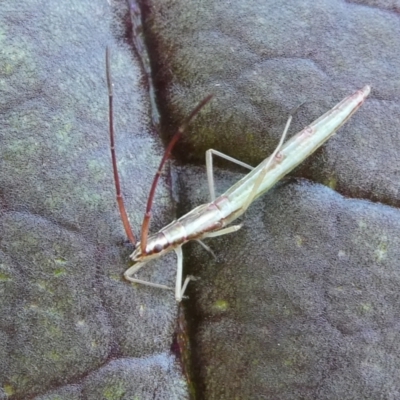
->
[241,112,293,212]
[196,225,242,251]
[204,110,293,203]
[174,225,243,301]
[202,224,242,238]
[174,246,195,301]
[174,246,183,301]
[195,239,217,258]
[125,246,192,301]
[193,225,243,262]
[180,275,195,299]
[195,225,242,262]
[206,149,254,201]
[124,261,174,291]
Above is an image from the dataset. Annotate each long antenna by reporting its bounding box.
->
[106,47,136,245]
[140,94,213,254]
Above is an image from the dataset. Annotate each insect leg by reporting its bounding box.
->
[195,239,217,258]
[179,225,244,298]
[174,246,196,301]
[206,149,254,201]
[202,224,243,238]
[124,261,174,291]
[241,110,294,212]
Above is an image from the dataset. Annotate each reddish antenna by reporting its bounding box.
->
[106,47,212,252]
[106,47,137,245]
[140,94,213,254]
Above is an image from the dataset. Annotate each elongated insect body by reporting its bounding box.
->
[106,48,370,302]
[129,86,370,265]
[215,85,371,220]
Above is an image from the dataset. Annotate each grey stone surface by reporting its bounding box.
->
[180,167,400,399]
[144,1,400,397]
[0,0,184,398]
[2,0,400,399]
[33,356,187,400]
[146,0,400,207]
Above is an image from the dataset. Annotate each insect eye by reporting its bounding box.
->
[153,244,163,253]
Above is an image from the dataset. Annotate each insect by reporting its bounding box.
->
[106,48,370,302]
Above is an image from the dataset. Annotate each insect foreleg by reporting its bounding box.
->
[124,246,196,301]
[174,246,197,301]
[205,149,254,201]
[178,225,243,298]
[124,261,174,291]
[174,246,183,300]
